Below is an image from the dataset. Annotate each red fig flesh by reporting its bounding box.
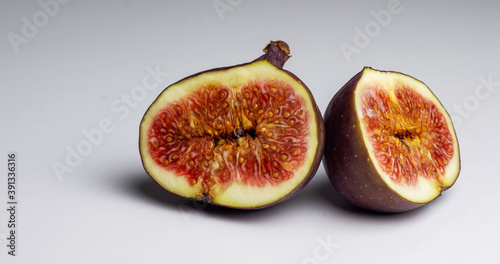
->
[140,41,324,209]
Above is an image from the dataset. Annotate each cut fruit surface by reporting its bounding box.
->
[139,41,324,209]
[323,67,460,212]
[355,68,460,202]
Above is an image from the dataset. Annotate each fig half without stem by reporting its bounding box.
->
[139,41,325,209]
[323,67,460,213]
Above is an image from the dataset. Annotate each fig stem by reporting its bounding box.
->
[256,40,291,69]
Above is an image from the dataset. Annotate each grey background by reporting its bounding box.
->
[1,0,499,263]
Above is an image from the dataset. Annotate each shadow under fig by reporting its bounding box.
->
[126,174,185,209]
[121,169,431,222]
[312,172,433,219]
[121,171,287,221]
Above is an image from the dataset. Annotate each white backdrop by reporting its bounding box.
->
[1,0,499,263]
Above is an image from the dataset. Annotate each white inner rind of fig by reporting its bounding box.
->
[139,60,320,208]
[354,68,460,203]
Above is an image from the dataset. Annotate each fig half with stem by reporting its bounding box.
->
[323,67,460,213]
[139,41,324,209]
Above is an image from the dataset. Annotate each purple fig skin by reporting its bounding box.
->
[322,69,426,213]
[140,41,325,210]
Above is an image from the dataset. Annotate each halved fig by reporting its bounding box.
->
[323,67,460,213]
[139,41,324,209]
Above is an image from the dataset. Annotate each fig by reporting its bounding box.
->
[139,41,324,209]
[323,67,460,213]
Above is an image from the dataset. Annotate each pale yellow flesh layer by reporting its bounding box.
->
[140,60,319,208]
[354,67,460,203]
